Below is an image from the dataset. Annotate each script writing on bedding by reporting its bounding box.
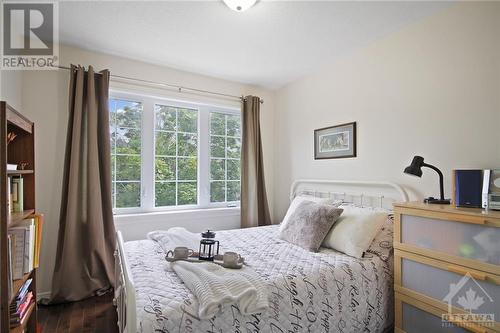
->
[124,219,395,333]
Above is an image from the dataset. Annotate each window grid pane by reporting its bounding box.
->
[109,99,142,209]
[210,112,241,203]
[175,109,178,205]
[224,115,228,202]
[154,105,198,207]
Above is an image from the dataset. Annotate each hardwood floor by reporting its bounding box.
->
[38,293,118,333]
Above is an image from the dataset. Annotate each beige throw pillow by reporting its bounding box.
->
[321,205,388,258]
[279,201,343,252]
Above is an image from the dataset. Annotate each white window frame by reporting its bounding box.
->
[110,90,241,215]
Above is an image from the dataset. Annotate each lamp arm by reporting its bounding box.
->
[422,162,445,200]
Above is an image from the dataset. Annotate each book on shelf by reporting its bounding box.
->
[9,279,33,327]
[8,228,24,280]
[33,214,43,268]
[7,178,12,214]
[10,291,32,316]
[10,279,32,310]
[26,221,34,273]
[10,300,34,328]
[11,176,24,212]
[16,220,33,274]
[10,287,34,327]
[7,235,14,300]
[7,216,43,284]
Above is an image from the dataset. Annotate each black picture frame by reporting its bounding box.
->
[314,121,357,159]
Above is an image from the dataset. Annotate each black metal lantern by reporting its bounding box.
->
[199,230,220,261]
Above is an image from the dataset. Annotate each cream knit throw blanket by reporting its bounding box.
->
[148,227,200,251]
[171,261,269,320]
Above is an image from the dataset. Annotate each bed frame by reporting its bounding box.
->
[114,179,409,332]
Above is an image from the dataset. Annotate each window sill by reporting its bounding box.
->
[113,206,240,226]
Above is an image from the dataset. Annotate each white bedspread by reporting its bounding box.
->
[123,218,394,333]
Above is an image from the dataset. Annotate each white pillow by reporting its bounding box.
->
[279,196,342,232]
[321,205,388,258]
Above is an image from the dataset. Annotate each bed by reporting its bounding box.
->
[114,179,409,333]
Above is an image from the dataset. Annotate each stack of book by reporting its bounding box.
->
[8,175,24,213]
[7,215,43,298]
[9,279,34,327]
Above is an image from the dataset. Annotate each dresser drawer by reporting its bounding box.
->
[402,301,474,333]
[403,302,469,333]
[399,214,500,266]
[396,292,496,333]
[395,250,500,331]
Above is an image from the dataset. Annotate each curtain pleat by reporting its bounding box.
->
[47,65,115,303]
[241,96,272,228]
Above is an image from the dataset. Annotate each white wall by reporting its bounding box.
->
[1,70,24,111]
[16,0,500,299]
[20,45,275,297]
[273,2,500,220]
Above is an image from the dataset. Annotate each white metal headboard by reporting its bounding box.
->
[290,179,409,210]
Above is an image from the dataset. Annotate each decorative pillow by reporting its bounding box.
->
[321,205,388,258]
[279,195,342,232]
[279,201,344,252]
[363,215,394,261]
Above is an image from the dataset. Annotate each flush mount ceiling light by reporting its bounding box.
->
[222,0,257,12]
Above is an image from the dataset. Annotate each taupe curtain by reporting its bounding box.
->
[241,96,272,228]
[49,65,115,303]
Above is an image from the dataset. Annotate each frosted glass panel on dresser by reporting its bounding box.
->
[401,258,500,319]
[400,215,500,265]
[402,302,470,333]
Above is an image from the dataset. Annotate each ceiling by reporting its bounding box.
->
[59,1,450,89]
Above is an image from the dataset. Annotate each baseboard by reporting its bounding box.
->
[37,290,51,302]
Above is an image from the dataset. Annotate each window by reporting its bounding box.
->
[109,99,142,209]
[210,112,241,202]
[154,105,198,207]
[109,94,241,213]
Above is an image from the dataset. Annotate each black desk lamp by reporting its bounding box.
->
[404,156,451,204]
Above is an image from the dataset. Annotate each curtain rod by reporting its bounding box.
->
[56,65,264,104]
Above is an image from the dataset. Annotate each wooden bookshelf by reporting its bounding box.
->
[7,170,34,176]
[0,102,38,333]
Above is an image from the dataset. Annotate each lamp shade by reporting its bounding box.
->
[404,155,424,177]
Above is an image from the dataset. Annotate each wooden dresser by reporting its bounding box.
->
[393,202,500,333]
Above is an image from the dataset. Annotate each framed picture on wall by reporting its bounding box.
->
[314,122,356,159]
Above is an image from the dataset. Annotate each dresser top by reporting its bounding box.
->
[393,201,500,219]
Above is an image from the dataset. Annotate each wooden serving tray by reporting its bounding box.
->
[165,252,245,269]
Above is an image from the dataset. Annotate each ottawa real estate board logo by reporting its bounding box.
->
[441,272,495,329]
[1,1,59,70]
